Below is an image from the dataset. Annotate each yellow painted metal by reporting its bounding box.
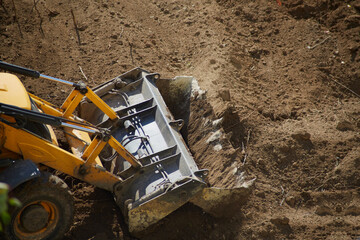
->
[1,122,121,191]
[32,96,98,132]
[0,148,20,160]
[0,73,31,110]
[14,200,58,239]
[0,124,20,159]
[60,89,78,110]
[82,138,107,165]
[30,95,103,167]
[29,93,57,108]
[30,95,63,117]
[0,77,140,190]
[108,136,142,168]
[33,85,117,122]
[85,87,118,120]
[63,127,102,166]
[30,95,103,166]
[81,137,100,160]
[62,92,83,118]
[64,129,89,155]
[47,124,59,146]
[0,72,145,194]
[30,92,138,172]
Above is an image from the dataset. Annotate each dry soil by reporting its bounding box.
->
[1,0,359,239]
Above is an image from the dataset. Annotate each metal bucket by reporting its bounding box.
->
[79,68,253,235]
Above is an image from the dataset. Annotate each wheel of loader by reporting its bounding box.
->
[4,172,74,240]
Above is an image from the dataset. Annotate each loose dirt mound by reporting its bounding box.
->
[1,0,359,239]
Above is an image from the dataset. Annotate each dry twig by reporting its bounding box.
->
[78,65,94,84]
[11,0,23,38]
[30,0,40,12]
[129,42,135,65]
[328,74,360,99]
[246,129,251,145]
[240,129,252,165]
[307,36,331,50]
[280,185,287,206]
[32,0,45,37]
[70,9,81,45]
[119,27,124,38]
[78,66,88,81]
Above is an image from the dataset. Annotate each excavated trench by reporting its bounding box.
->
[138,77,251,240]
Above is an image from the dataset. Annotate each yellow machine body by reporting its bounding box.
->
[0,73,31,110]
[0,73,139,191]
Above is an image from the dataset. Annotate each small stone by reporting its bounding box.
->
[255,191,265,198]
[291,131,311,141]
[48,10,60,18]
[344,205,360,216]
[77,25,88,31]
[206,130,222,143]
[213,144,222,151]
[285,196,296,208]
[315,206,333,216]
[270,216,289,226]
[336,120,354,131]
[212,118,223,127]
[218,89,231,101]
[257,158,265,166]
[210,59,216,64]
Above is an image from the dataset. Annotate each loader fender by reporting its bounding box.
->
[0,159,41,190]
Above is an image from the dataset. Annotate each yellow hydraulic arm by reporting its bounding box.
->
[0,61,142,191]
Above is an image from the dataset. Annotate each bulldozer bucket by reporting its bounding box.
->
[78,69,252,234]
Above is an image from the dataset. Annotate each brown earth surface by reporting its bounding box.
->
[1,0,360,239]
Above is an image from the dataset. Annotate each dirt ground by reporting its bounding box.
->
[1,0,360,239]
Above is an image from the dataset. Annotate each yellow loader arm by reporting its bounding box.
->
[0,61,142,191]
[0,101,141,191]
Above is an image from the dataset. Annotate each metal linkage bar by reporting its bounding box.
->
[116,98,154,116]
[108,136,142,169]
[141,153,181,172]
[85,89,118,120]
[138,145,177,165]
[0,61,75,87]
[119,105,157,121]
[40,74,74,86]
[0,61,119,121]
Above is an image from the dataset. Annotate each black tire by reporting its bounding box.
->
[4,172,74,240]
